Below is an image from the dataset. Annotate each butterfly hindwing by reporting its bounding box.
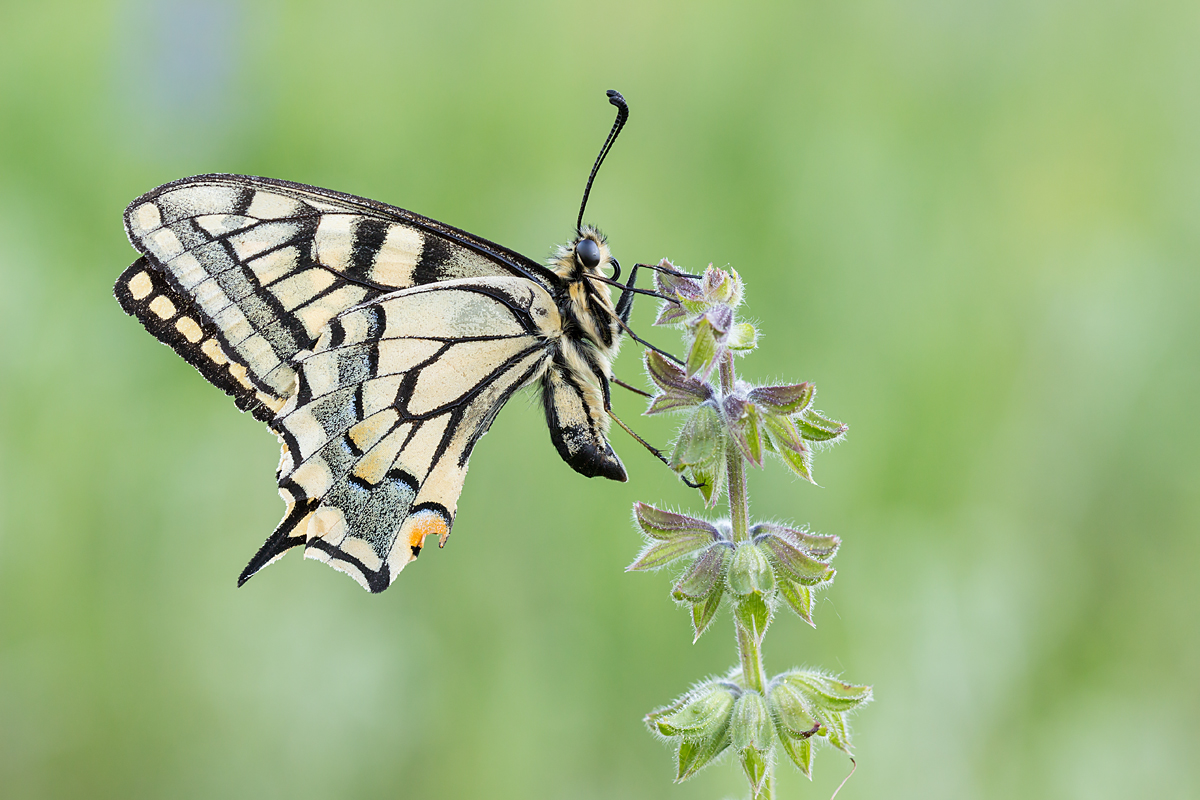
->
[120,174,554,413]
[241,277,562,592]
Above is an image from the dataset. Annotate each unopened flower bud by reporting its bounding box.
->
[648,681,738,738]
[727,542,775,598]
[730,690,774,794]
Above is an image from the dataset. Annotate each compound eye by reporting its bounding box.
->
[575,238,601,269]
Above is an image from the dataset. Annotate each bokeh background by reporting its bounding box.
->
[3,1,1198,798]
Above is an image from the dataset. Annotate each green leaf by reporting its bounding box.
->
[726,322,758,352]
[649,682,737,737]
[788,673,874,714]
[646,392,704,414]
[741,745,770,796]
[686,318,718,378]
[762,411,807,455]
[634,503,719,541]
[777,578,816,626]
[821,711,852,753]
[749,382,814,415]
[734,593,771,642]
[675,717,732,781]
[654,302,688,325]
[797,407,848,443]
[750,523,840,558]
[672,545,729,603]
[628,534,718,571]
[727,403,764,466]
[644,351,711,400]
[690,589,723,640]
[780,734,814,778]
[654,263,701,299]
[758,534,835,585]
[763,416,815,483]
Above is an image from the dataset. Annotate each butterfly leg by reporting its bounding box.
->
[615,260,642,324]
[606,406,705,489]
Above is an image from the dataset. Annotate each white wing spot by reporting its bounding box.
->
[149,295,177,320]
[148,227,184,260]
[174,316,203,343]
[228,361,254,389]
[131,202,161,235]
[314,215,354,270]
[128,270,153,300]
[201,338,229,365]
[246,191,304,220]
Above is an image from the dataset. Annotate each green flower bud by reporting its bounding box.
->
[727,542,774,598]
[772,670,873,755]
[670,402,727,506]
[646,679,738,782]
[768,681,820,740]
[648,681,738,738]
[730,690,774,794]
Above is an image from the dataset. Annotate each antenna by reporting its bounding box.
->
[576,90,629,233]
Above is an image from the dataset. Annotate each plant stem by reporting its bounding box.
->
[720,356,750,544]
[721,354,773,800]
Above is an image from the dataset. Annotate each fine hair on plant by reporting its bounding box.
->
[629,261,872,799]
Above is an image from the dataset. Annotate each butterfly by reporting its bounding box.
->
[114,91,685,593]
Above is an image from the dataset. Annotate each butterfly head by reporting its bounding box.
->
[550,225,615,281]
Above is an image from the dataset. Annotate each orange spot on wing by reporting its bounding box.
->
[407,511,449,552]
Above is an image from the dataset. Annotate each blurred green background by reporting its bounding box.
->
[2,1,1198,798]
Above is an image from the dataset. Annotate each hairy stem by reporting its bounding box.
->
[720,356,750,544]
[722,354,772,799]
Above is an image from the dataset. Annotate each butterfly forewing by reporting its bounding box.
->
[115,256,289,421]
[122,174,554,407]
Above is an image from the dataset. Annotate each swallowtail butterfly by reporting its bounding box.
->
[115,91,670,592]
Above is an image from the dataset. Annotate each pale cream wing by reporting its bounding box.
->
[239,277,561,592]
[120,174,554,419]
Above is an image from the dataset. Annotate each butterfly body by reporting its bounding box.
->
[116,173,631,592]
